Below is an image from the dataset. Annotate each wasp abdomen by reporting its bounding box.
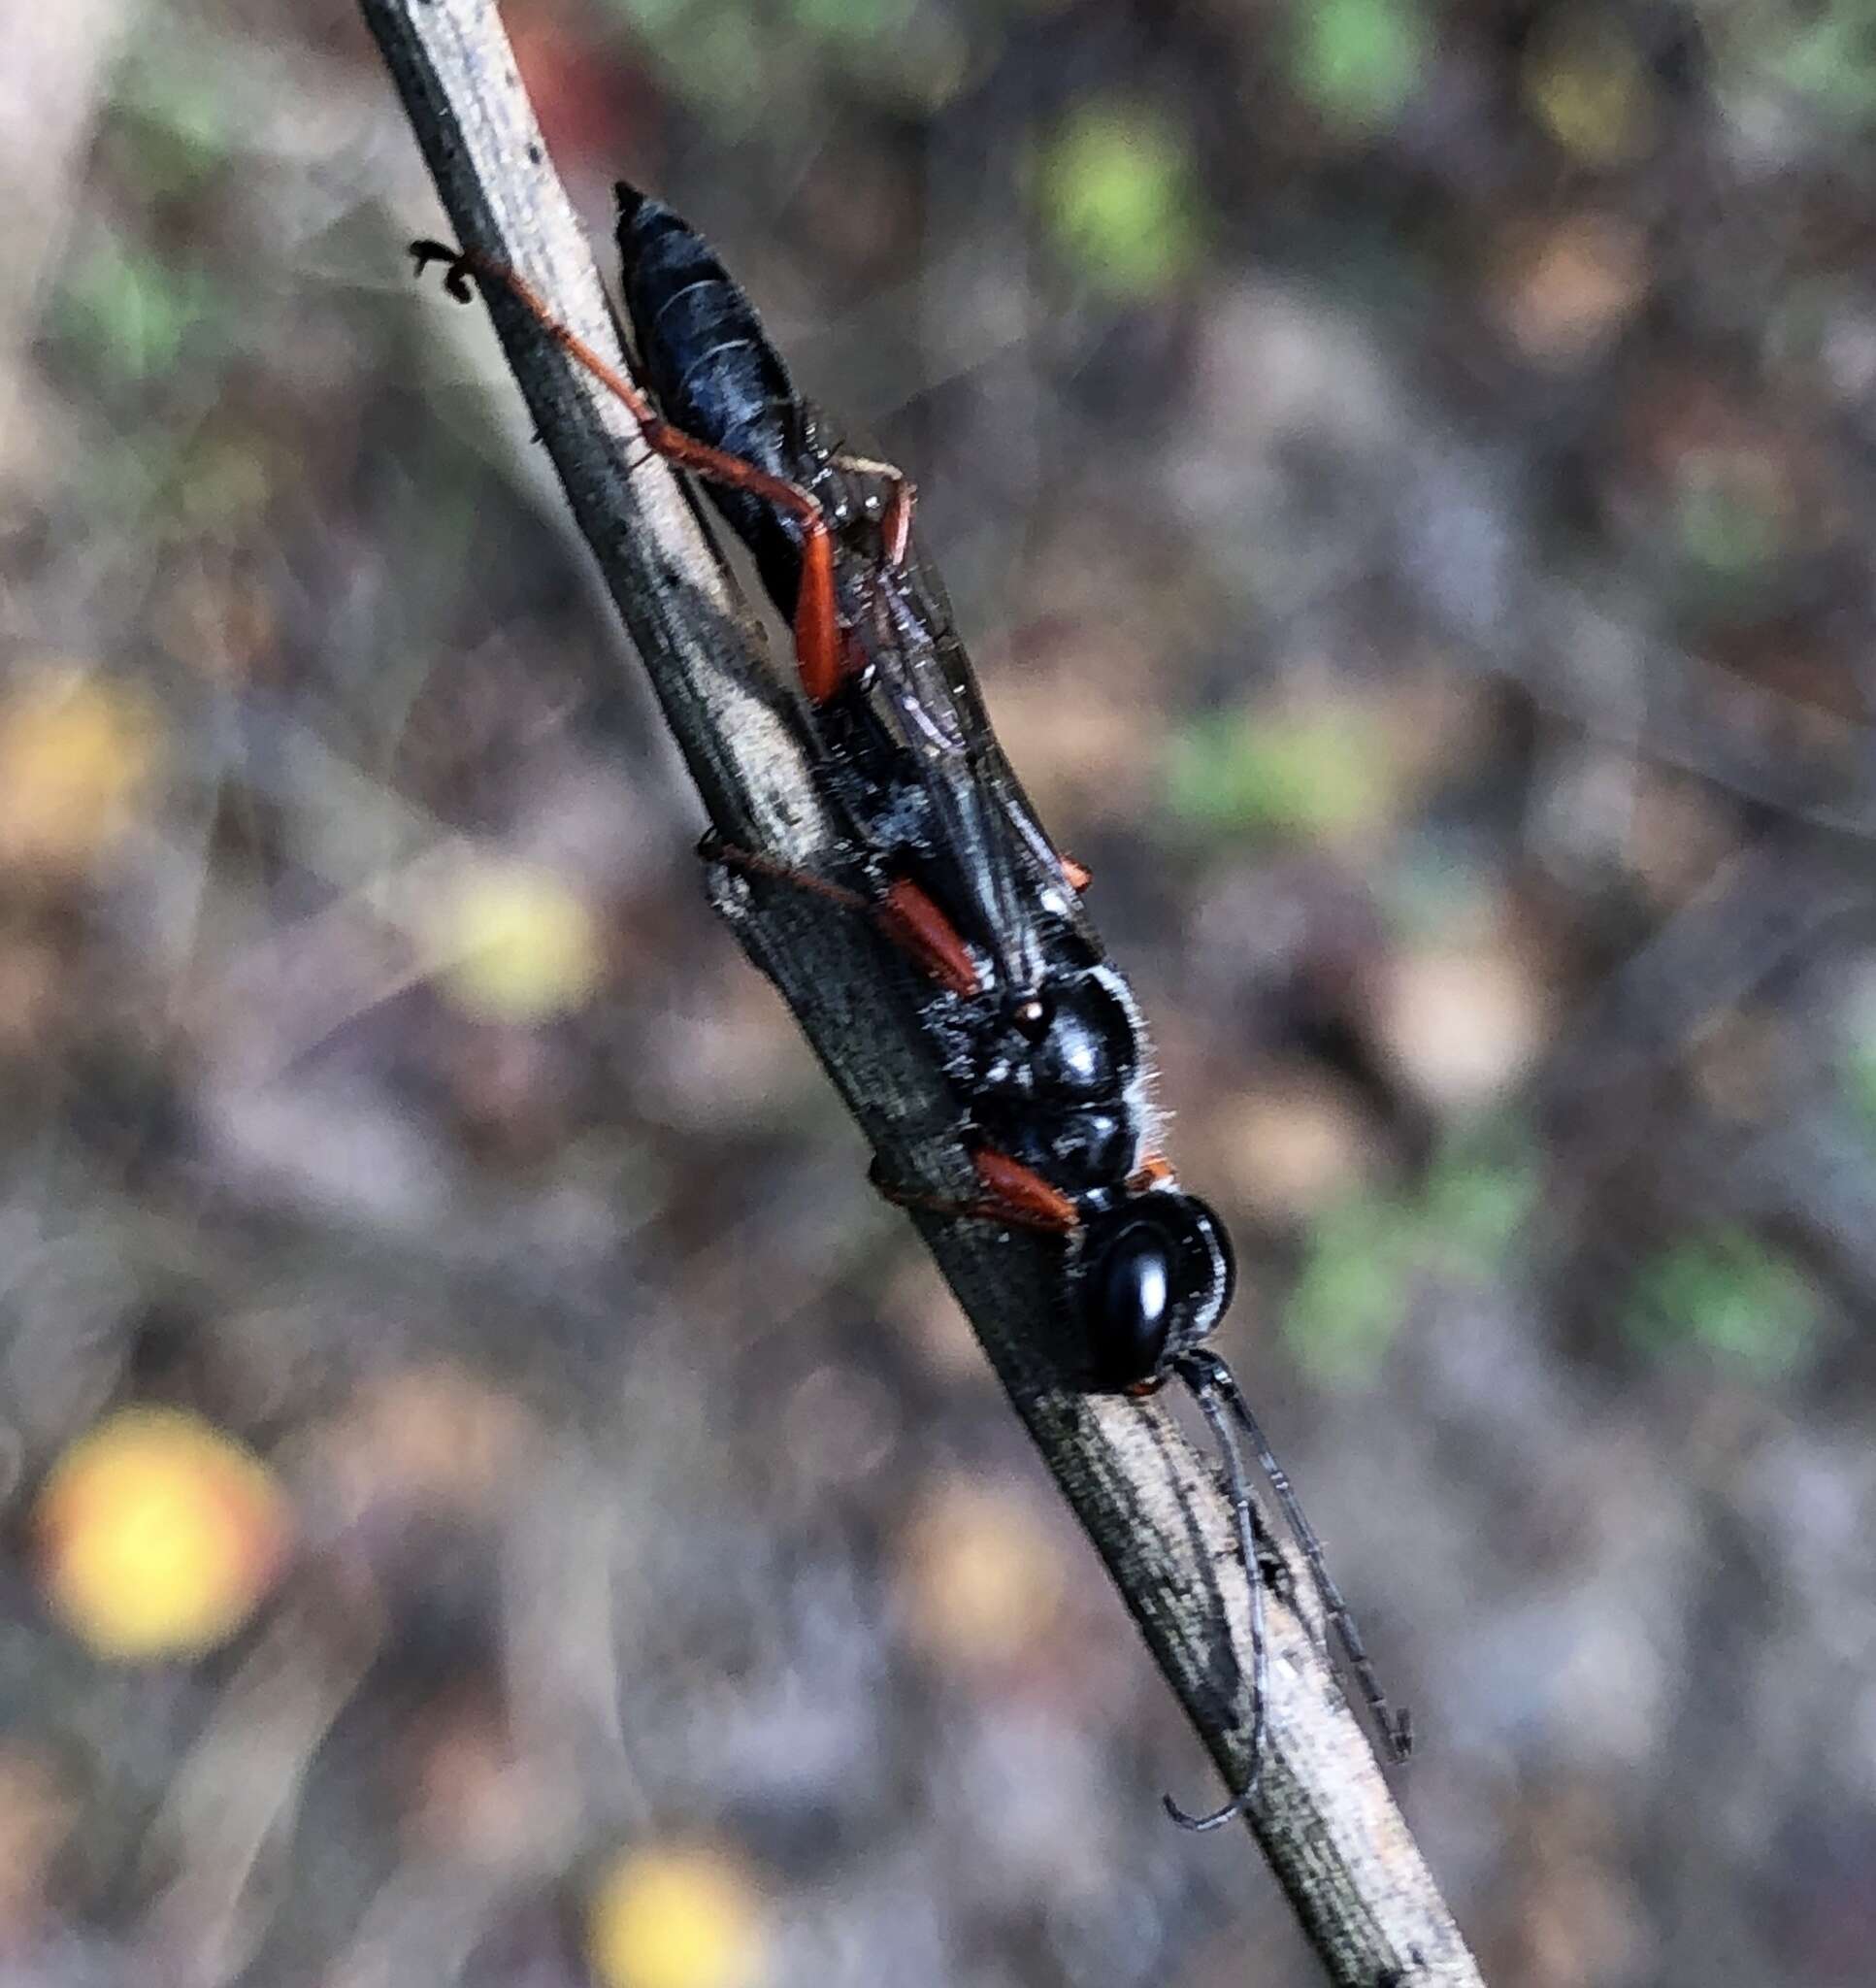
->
[616,185,809,607]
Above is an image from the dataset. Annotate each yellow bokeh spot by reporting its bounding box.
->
[34,1407,288,1661]
[0,670,161,875]
[900,1477,1066,1671]
[587,1846,768,1988]
[1524,15,1657,166]
[427,860,603,1023]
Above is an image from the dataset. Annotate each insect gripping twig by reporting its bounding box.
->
[359,3,1485,1982]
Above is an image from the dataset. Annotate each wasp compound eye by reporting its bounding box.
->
[1080,1192,1239,1383]
[1077,1195,1234,1392]
[1079,1215,1175,1390]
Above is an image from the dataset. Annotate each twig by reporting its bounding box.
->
[358,3,1483,1979]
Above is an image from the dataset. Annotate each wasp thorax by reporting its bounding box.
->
[1030,980,1137,1099]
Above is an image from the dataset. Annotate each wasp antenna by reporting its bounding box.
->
[1162,1783,1257,1833]
[1162,1361,1267,1831]
[1178,1347,1410,1769]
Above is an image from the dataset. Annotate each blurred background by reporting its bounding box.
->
[5,1,1876,1983]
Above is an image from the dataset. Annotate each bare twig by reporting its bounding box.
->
[358,2,1483,1979]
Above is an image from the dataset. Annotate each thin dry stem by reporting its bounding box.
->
[359,3,1483,1980]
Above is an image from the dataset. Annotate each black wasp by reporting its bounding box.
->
[411,188,1409,1826]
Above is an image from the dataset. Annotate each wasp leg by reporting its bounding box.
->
[702,832,872,912]
[410,238,847,706]
[868,1148,1079,1234]
[827,449,917,571]
[703,836,980,998]
[1128,1152,1176,1191]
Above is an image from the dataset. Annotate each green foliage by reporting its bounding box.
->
[1623,1230,1819,1377]
[1037,105,1201,297]
[51,232,215,388]
[1289,1156,1817,1389]
[114,53,237,197]
[1419,1145,1541,1276]
[615,0,692,26]
[1165,703,1382,844]
[1290,0,1430,133]
[1285,1194,1410,1382]
[1672,454,1788,580]
[610,0,958,116]
[790,0,917,50]
[614,0,765,107]
[1846,1039,1876,1134]
[1694,0,1876,132]
[1284,1143,1538,1383]
[1765,0,1876,123]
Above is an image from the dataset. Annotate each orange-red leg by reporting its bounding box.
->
[705,840,980,998]
[877,878,981,997]
[971,1148,1079,1228]
[870,1148,1079,1235]
[792,527,843,704]
[703,835,873,918]
[411,239,848,707]
[1128,1152,1175,1191]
